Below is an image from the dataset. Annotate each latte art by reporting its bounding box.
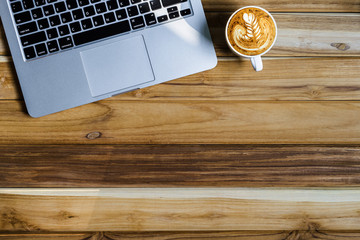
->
[227,7,276,56]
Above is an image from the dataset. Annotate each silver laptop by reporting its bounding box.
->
[0,0,217,117]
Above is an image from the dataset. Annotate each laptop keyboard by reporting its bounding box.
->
[9,0,193,60]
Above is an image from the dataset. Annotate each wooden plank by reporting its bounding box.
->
[0,57,17,100]
[1,145,360,187]
[209,13,360,57]
[202,0,360,12]
[1,57,360,101]
[0,25,9,56]
[2,231,360,240]
[1,188,360,231]
[2,13,360,57]
[1,100,360,144]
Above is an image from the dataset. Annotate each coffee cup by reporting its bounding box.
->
[225,6,277,71]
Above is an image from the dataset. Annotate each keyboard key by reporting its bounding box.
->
[66,0,78,9]
[69,21,81,32]
[22,0,34,9]
[118,0,130,7]
[92,15,104,26]
[131,0,141,4]
[127,6,138,17]
[54,1,66,12]
[11,2,23,13]
[72,9,84,20]
[34,0,46,6]
[104,12,116,23]
[161,0,181,7]
[37,18,50,29]
[169,11,179,19]
[47,0,57,3]
[43,5,55,16]
[149,0,161,10]
[79,0,90,6]
[58,36,73,49]
[157,14,167,22]
[58,25,70,35]
[138,2,150,13]
[60,12,72,23]
[144,12,156,26]
[73,20,131,46]
[84,6,95,17]
[47,40,59,53]
[167,6,177,13]
[180,8,191,16]
[31,8,43,19]
[130,16,144,29]
[24,46,36,59]
[20,31,46,46]
[35,43,47,56]
[107,0,118,10]
[17,21,38,35]
[91,0,101,2]
[46,28,58,39]
[49,15,61,26]
[115,9,127,20]
[95,3,107,14]
[14,11,32,24]
[81,18,93,29]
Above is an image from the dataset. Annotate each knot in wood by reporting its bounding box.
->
[86,131,102,140]
[330,43,350,51]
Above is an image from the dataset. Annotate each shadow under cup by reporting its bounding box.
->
[225,6,277,71]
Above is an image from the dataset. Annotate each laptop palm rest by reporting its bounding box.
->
[80,35,155,97]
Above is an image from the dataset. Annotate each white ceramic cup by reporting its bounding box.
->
[225,6,277,71]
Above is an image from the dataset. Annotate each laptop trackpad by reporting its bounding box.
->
[80,35,155,97]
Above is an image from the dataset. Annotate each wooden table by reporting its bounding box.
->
[1,0,360,239]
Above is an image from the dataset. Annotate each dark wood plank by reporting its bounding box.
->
[2,57,360,101]
[1,145,360,187]
[0,25,9,56]
[1,231,360,240]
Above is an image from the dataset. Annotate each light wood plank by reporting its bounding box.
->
[1,101,360,144]
[2,231,360,240]
[2,13,360,57]
[202,0,360,12]
[1,57,360,101]
[0,58,17,99]
[209,13,360,57]
[1,145,360,187]
[1,188,360,231]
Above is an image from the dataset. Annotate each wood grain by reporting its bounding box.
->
[1,57,360,101]
[1,13,360,57]
[2,231,360,240]
[202,0,360,12]
[1,188,360,231]
[1,145,360,187]
[1,100,360,144]
[0,25,8,56]
[209,13,360,57]
[0,58,17,99]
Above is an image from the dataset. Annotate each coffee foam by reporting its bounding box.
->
[227,7,276,56]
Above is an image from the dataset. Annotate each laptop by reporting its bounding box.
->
[0,0,217,117]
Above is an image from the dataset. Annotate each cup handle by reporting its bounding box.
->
[250,56,263,72]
